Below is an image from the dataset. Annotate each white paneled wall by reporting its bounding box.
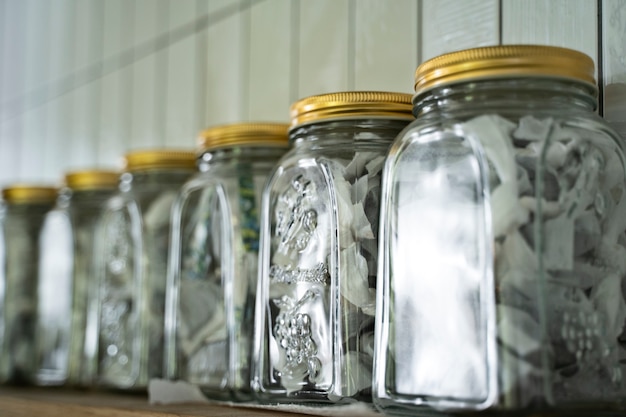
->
[421,0,499,61]
[354,0,418,92]
[298,0,351,98]
[0,0,624,186]
[603,0,626,139]
[248,0,290,120]
[604,0,626,85]
[502,0,598,82]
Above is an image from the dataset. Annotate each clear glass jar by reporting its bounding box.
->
[253,92,414,403]
[60,170,119,387]
[374,45,626,415]
[96,150,196,389]
[164,123,290,401]
[0,185,58,385]
[35,185,73,386]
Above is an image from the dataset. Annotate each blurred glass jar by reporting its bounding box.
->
[374,45,626,415]
[165,123,290,401]
[59,170,119,387]
[96,150,196,389]
[253,92,414,403]
[35,182,74,386]
[0,185,58,385]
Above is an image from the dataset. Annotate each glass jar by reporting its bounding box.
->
[61,170,119,387]
[374,45,626,415]
[164,123,290,401]
[0,185,58,385]
[96,150,196,389]
[253,92,414,403]
[35,184,73,386]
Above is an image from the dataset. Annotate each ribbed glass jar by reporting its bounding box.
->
[96,150,196,390]
[0,185,58,385]
[164,123,290,401]
[253,91,414,403]
[374,45,626,415]
[61,170,119,387]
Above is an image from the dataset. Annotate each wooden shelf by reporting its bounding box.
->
[0,387,300,417]
[0,386,380,417]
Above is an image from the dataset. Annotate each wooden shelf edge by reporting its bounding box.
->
[0,387,298,417]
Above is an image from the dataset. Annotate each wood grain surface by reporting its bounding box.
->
[0,387,297,417]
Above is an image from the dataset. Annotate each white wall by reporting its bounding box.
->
[0,0,623,186]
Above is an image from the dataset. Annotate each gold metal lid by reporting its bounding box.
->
[290,91,414,129]
[198,122,290,151]
[2,185,58,204]
[123,149,197,172]
[64,170,119,191]
[414,45,597,95]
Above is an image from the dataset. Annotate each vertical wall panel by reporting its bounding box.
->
[239,1,251,121]
[0,1,26,105]
[152,0,170,148]
[0,0,4,98]
[248,0,291,122]
[206,0,243,126]
[354,0,418,93]
[67,0,105,173]
[0,0,5,105]
[19,0,50,182]
[67,0,91,171]
[0,0,8,185]
[421,0,499,62]
[602,0,626,136]
[298,0,350,98]
[192,0,209,134]
[129,0,160,150]
[0,0,25,185]
[43,0,75,182]
[502,0,597,67]
[602,0,626,84]
[0,115,21,186]
[98,0,130,169]
[40,1,76,86]
[165,0,196,147]
[22,0,51,97]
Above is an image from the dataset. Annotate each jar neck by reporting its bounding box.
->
[415,78,597,119]
[4,203,52,216]
[2,203,51,234]
[198,146,288,172]
[289,119,412,148]
[120,169,194,194]
[68,188,117,206]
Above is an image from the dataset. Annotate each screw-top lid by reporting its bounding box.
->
[123,149,197,172]
[65,170,119,191]
[2,185,58,204]
[414,45,597,96]
[198,122,290,151]
[290,91,414,129]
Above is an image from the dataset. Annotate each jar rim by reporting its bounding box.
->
[65,169,119,191]
[290,91,414,130]
[2,185,58,204]
[414,45,597,96]
[198,122,290,151]
[123,149,197,172]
